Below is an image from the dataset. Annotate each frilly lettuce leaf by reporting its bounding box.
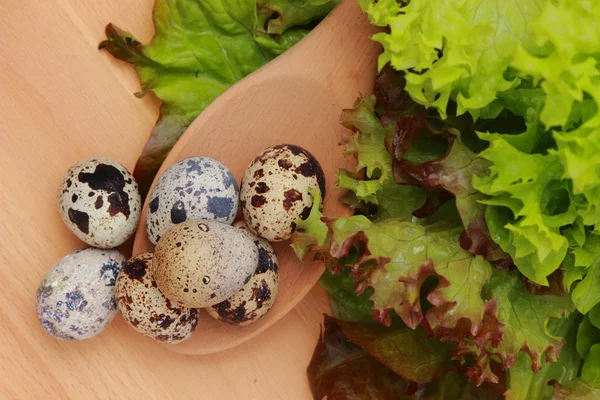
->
[478,270,575,383]
[323,216,492,332]
[505,315,582,400]
[338,96,426,217]
[562,232,600,314]
[296,194,575,384]
[510,1,600,129]
[290,187,328,260]
[554,125,600,227]
[472,136,574,285]
[360,0,541,119]
[338,96,395,204]
[99,0,337,194]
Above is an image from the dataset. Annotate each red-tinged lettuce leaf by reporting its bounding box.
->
[307,316,416,400]
[324,216,491,330]
[473,270,576,383]
[424,256,500,355]
[551,379,600,400]
[99,0,336,195]
[506,314,582,400]
[391,120,512,267]
[337,96,427,219]
[373,64,416,114]
[336,319,454,384]
[309,316,501,400]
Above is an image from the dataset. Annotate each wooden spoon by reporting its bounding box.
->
[132,0,380,355]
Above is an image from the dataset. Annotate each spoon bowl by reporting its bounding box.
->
[132,0,380,355]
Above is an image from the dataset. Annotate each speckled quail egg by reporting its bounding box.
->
[153,220,258,308]
[146,157,239,244]
[36,247,125,341]
[58,158,141,248]
[207,221,279,325]
[115,253,199,344]
[240,144,325,241]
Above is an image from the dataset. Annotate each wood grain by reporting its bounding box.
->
[131,0,379,355]
[0,0,377,398]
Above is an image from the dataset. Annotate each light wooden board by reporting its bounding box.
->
[0,0,334,398]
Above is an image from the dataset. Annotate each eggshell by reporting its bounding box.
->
[115,253,199,344]
[58,158,141,248]
[146,157,239,244]
[36,248,125,341]
[240,144,325,241]
[153,220,258,308]
[207,221,279,325]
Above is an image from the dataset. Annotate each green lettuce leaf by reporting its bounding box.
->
[553,125,600,236]
[510,1,600,129]
[319,268,375,323]
[290,188,328,260]
[506,314,582,400]
[337,96,394,204]
[576,315,600,360]
[257,0,335,35]
[338,96,427,216]
[99,0,337,194]
[360,0,541,119]
[473,135,575,284]
[567,233,600,314]
[591,304,600,329]
[582,344,600,387]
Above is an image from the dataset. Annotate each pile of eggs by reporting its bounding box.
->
[36,145,325,344]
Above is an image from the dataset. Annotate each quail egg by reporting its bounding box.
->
[240,144,325,241]
[146,157,239,244]
[207,221,279,325]
[36,247,125,341]
[115,253,199,344]
[153,220,258,308]
[58,158,141,248]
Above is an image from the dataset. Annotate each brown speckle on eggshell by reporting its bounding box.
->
[153,220,259,308]
[115,253,199,344]
[240,144,325,242]
[207,221,279,325]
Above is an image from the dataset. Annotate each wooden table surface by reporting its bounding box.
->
[0,0,329,398]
